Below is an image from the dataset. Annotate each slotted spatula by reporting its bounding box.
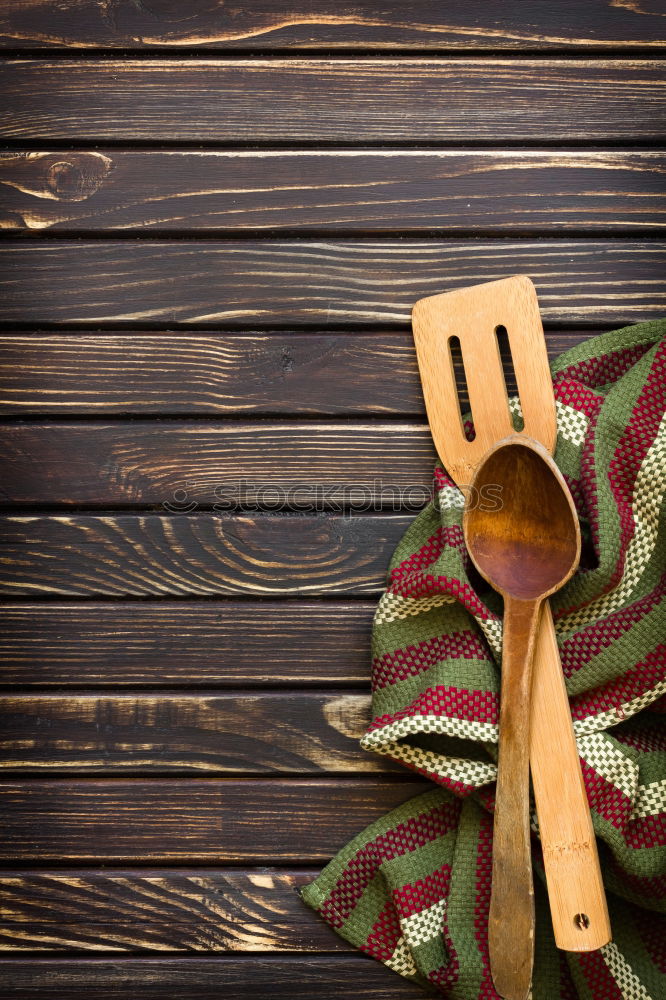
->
[412,277,611,979]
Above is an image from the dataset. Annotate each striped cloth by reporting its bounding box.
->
[302,320,666,998]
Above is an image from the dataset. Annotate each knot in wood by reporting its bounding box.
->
[46,154,111,202]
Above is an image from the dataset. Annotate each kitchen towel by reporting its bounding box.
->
[301,319,666,999]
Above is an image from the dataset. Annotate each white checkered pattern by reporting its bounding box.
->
[385,935,418,978]
[374,590,456,626]
[508,396,523,422]
[573,679,666,735]
[601,942,655,1000]
[361,713,498,749]
[555,400,589,447]
[438,485,465,510]
[631,778,666,820]
[364,737,497,790]
[576,731,638,802]
[401,898,447,949]
[476,615,503,658]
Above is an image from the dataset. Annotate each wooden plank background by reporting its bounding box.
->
[1,151,664,234]
[0,3,664,997]
[1,1,665,51]
[1,60,664,143]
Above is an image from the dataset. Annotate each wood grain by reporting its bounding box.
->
[0,692,397,774]
[0,868,350,953]
[0,779,429,861]
[0,421,436,507]
[0,514,411,596]
[1,0,664,50]
[1,240,663,326]
[0,331,588,416]
[0,602,375,686]
[2,150,664,233]
[1,60,663,142]
[0,956,434,999]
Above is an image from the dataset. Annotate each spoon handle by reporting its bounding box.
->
[488,595,541,1000]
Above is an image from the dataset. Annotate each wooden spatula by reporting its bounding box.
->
[411,277,611,965]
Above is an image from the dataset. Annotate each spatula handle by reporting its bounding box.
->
[530,602,611,951]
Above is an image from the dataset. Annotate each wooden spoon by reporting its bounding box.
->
[463,435,581,1000]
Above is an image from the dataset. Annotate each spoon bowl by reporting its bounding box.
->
[464,436,580,600]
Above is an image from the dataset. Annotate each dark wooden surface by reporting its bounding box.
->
[0,5,664,998]
[0,514,411,596]
[0,957,435,999]
[1,1,665,51]
[0,779,428,861]
[0,691,398,773]
[1,60,664,143]
[1,422,438,505]
[1,240,664,326]
[0,602,375,686]
[2,151,664,233]
[0,868,354,952]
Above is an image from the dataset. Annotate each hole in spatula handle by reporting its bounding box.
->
[574,913,591,930]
